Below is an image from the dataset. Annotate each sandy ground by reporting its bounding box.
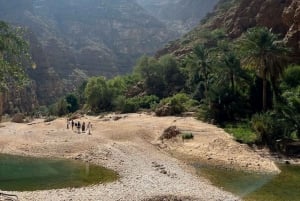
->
[0,113,280,201]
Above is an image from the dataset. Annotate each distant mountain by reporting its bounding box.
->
[0,0,177,105]
[0,0,220,110]
[135,0,219,34]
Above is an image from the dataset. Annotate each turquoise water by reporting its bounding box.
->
[0,154,118,191]
[194,164,300,201]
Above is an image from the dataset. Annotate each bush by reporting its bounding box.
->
[198,87,249,124]
[114,95,159,113]
[65,94,79,113]
[224,123,257,144]
[155,93,198,116]
[49,98,69,117]
[283,65,300,88]
[122,99,139,113]
[251,112,291,150]
[182,133,194,140]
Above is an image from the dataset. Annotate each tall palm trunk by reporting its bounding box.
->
[262,69,267,111]
[0,92,3,122]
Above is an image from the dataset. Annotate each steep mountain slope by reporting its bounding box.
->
[158,0,300,62]
[0,0,177,106]
[136,0,219,34]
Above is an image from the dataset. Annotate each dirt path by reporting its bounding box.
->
[0,113,279,200]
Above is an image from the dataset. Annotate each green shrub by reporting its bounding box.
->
[114,95,159,113]
[65,94,79,113]
[156,93,199,116]
[224,123,257,144]
[283,65,300,88]
[198,87,249,124]
[251,112,291,150]
[49,98,69,117]
[122,99,139,113]
[182,133,194,140]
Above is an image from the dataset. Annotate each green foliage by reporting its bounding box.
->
[49,98,69,117]
[224,123,257,144]
[0,21,30,91]
[134,56,166,97]
[159,55,185,96]
[65,94,79,113]
[33,106,49,117]
[114,95,159,113]
[134,55,185,98]
[156,93,198,116]
[107,76,127,97]
[238,27,289,110]
[199,86,249,124]
[282,65,300,88]
[182,133,194,140]
[84,77,114,112]
[251,112,294,150]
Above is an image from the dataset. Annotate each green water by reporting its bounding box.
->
[195,164,300,201]
[0,154,118,191]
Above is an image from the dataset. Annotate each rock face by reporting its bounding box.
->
[159,0,300,62]
[0,0,178,107]
[136,0,219,34]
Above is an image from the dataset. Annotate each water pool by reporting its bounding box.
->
[195,163,300,201]
[0,154,118,191]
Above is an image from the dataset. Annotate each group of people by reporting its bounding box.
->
[67,119,92,135]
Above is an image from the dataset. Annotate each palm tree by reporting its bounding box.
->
[192,44,211,100]
[238,27,289,111]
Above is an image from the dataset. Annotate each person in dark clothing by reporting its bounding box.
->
[82,122,85,133]
[71,120,74,130]
[77,121,81,134]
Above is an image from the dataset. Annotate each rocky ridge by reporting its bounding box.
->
[136,0,219,34]
[158,0,300,62]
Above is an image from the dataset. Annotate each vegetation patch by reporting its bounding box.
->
[224,123,257,144]
[182,133,194,140]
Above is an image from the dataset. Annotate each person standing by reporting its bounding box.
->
[87,122,92,135]
[77,121,81,134]
[71,120,74,130]
[67,119,69,129]
[82,122,85,133]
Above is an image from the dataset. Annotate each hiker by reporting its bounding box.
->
[82,122,85,133]
[77,121,81,134]
[71,120,74,130]
[87,122,92,135]
[67,119,69,129]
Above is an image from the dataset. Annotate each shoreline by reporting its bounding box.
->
[0,113,281,200]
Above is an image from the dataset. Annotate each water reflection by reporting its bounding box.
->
[194,163,300,201]
[0,154,118,191]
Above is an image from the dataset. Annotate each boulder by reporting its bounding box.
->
[160,126,180,140]
[11,113,25,123]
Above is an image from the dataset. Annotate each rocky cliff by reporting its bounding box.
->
[0,0,178,107]
[159,0,300,62]
[136,0,219,34]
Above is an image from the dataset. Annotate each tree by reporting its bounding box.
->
[0,21,30,120]
[185,44,212,102]
[134,56,166,98]
[238,27,289,111]
[84,77,113,112]
[65,94,79,113]
[159,55,185,96]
